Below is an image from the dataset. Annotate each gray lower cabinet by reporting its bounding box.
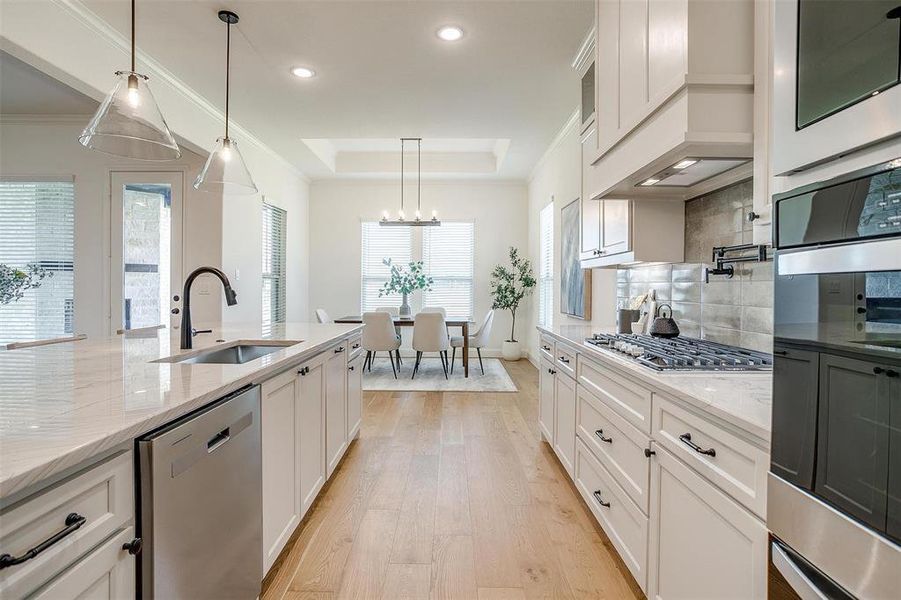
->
[769,346,819,488]
[886,372,901,542]
[815,353,892,532]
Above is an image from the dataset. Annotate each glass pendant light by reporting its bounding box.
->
[194,10,258,195]
[79,0,181,160]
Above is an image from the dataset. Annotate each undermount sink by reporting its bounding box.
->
[156,340,301,365]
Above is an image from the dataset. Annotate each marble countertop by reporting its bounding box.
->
[0,322,362,501]
[537,324,773,443]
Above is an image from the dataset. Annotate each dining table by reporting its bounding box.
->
[334,315,474,377]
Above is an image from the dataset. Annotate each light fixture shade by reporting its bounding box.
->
[193,137,258,195]
[79,71,181,160]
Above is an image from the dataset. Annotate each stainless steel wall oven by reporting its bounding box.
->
[769,159,901,599]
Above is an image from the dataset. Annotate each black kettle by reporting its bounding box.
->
[649,304,680,338]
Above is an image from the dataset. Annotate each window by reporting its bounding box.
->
[262,202,286,331]
[360,222,412,312]
[422,222,474,318]
[0,180,75,343]
[538,202,554,327]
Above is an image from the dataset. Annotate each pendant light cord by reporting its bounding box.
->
[225,19,231,140]
[130,0,136,72]
[417,138,422,216]
[400,138,404,215]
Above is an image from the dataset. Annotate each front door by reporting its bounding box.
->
[110,172,184,333]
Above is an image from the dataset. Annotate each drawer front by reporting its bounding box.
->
[577,386,651,513]
[539,334,555,362]
[30,526,136,600]
[578,355,652,434]
[0,451,133,598]
[554,373,577,477]
[652,394,768,518]
[575,438,648,592]
[555,343,577,380]
[347,335,363,360]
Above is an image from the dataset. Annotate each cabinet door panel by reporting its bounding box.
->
[325,349,348,478]
[299,362,326,516]
[347,354,363,440]
[538,359,556,442]
[618,0,649,127]
[888,376,901,542]
[647,0,687,100]
[554,373,577,477]
[601,200,630,255]
[649,446,767,600]
[815,354,890,531]
[596,0,620,149]
[581,126,601,259]
[261,372,300,571]
[769,346,818,489]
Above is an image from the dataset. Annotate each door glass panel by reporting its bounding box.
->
[121,184,171,330]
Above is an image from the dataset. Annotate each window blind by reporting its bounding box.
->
[538,202,554,327]
[262,202,287,331]
[361,222,413,312]
[422,222,474,319]
[0,181,75,343]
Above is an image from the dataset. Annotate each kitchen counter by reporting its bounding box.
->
[537,324,773,444]
[0,322,362,502]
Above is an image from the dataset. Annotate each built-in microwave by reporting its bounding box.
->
[768,159,901,599]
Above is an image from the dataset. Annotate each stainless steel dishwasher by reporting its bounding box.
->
[137,385,262,599]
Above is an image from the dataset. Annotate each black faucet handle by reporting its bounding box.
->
[192,328,213,337]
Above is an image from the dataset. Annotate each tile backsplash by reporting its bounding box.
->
[616,180,774,353]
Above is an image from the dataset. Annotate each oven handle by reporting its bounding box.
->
[771,542,829,600]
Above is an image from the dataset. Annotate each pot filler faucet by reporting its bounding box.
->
[178,266,238,350]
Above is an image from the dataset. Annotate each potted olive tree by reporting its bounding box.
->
[490,247,536,361]
[378,258,433,318]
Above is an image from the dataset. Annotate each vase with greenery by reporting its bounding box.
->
[0,263,52,305]
[490,247,536,360]
[378,259,433,317]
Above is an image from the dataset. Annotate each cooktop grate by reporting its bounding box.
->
[584,333,773,371]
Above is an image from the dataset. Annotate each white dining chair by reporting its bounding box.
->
[362,311,402,378]
[420,307,447,317]
[450,310,494,375]
[315,308,331,323]
[375,306,402,362]
[411,312,450,379]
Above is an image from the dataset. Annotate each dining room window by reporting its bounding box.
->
[262,202,287,330]
[422,221,474,319]
[538,202,554,327]
[360,221,413,312]
[0,179,75,343]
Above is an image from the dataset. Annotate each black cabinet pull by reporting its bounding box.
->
[856,307,867,314]
[558,356,570,364]
[0,513,86,570]
[592,490,610,507]
[548,368,557,375]
[874,367,885,375]
[773,350,788,356]
[298,366,309,376]
[348,365,355,371]
[679,433,716,457]
[644,448,656,458]
[542,345,551,351]
[352,343,360,349]
[335,346,345,353]
[122,537,143,556]
[887,369,899,378]
[595,429,613,443]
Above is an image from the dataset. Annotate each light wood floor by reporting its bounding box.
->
[261,359,643,600]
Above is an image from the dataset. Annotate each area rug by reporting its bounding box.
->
[362,356,517,392]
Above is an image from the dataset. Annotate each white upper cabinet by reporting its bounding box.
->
[585,0,755,202]
[580,198,685,269]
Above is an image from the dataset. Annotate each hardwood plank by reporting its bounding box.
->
[380,564,432,600]
[506,504,574,600]
[434,443,472,536]
[367,446,413,511]
[335,509,399,600]
[283,592,334,600]
[430,535,478,600]
[390,455,439,564]
[477,588,527,600]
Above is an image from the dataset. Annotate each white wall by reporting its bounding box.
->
[526,111,617,360]
[309,180,528,353]
[0,118,222,338]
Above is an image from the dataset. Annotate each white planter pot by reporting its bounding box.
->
[502,340,521,361]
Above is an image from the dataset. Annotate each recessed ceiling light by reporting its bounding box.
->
[672,159,698,170]
[640,178,660,186]
[437,25,464,42]
[291,66,316,79]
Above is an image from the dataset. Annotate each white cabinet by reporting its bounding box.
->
[579,198,684,269]
[325,345,348,478]
[298,360,326,516]
[581,125,602,260]
[346,353,363,441]
[554,373,577,477]
[261,369,302,573]
[648,445,767,600]
[538,359,556,443]
[29,527,136,600]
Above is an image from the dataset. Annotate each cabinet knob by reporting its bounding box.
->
[886,369,899,378]
[335,346,345,353]
[348,365,355,371]
[170,308,180,315]
[874,367,885,375]
[122,537,143,556]
[644,448,656,458]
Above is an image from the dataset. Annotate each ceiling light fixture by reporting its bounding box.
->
[78,0,180,160]
[437,25,464,42]
[640,178,660,186]
[672,159,698,170]
[194,10,258,195]
[380,138,440,227]
[291,66,316,79]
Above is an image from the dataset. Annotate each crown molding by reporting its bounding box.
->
[52,0,309,184]
[571,26,596,73]
[528,108,580,183]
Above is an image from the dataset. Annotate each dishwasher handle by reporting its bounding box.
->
[207,427,231,453]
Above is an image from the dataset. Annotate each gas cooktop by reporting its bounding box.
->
[584,333,773,372]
